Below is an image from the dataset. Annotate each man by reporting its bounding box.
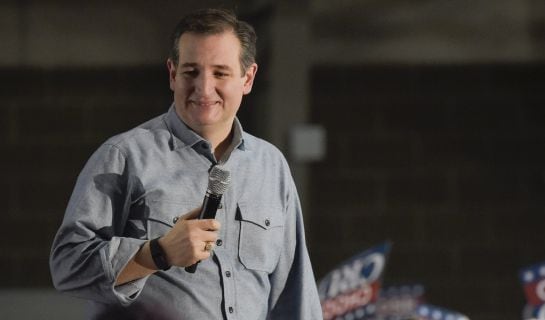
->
[50,8,323,320]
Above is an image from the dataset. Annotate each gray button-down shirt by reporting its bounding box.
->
[50,106,323,320]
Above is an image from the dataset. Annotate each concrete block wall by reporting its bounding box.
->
[309,64,545,319]
[1,62,543,320]
[1,2,544,319]
[0,66,171,287]
[0,64,260,284]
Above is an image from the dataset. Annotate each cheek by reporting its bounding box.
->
[174,81,192,95]
[220,81,245,97]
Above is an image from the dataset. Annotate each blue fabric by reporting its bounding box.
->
[50,105,322,319]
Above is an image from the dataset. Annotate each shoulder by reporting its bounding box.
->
[243,132,284,157]
[241,132,293,181]
[100,112,171,156]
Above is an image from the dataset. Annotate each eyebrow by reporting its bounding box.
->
[180,63,233,71]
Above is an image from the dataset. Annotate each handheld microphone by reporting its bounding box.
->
[185,165,231,273]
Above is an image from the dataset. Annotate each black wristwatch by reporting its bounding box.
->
[149,237,171,271]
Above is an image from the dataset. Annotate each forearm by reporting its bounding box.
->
[115,241,157,286]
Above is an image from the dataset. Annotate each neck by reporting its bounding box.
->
[212,131,233,161]
[199,124,234,161]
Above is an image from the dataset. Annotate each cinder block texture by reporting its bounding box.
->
[309,64,545,319]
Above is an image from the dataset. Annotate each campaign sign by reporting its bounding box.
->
[520,261,545,306]
[415,304,469,320]
[375,284,425,319]
[318,242,391,320]
[522,303,545,319]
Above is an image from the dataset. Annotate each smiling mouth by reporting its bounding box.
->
[189,100,220,108]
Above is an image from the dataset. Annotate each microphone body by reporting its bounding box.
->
[185,166,230,273]
[198,191,222,220]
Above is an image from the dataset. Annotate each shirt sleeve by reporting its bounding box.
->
[267,171,323,320]
[49,143,150,305]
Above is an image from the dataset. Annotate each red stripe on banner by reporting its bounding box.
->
[524,279,545,306]
[322,282,380,320]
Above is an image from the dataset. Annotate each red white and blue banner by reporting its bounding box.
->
[375,284,425,319]
[520,261,545,306]
[520,261,545,319]
[414,304,469,320]
[522,304,545,319]
[318,242,392,320]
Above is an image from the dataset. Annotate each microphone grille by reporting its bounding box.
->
[207,165,231,195]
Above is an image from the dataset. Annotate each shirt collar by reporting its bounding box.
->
[164,104,247,152]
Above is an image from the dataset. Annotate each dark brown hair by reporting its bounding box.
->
[169,8,257,74]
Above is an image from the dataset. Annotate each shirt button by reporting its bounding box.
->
[172,216,179,224]
[225,271,231,277]
[216,239,223,246]
[229,307,234,314]
[218,203,223,209]
[265,219,270,227]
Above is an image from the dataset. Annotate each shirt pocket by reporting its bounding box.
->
[237,202,285,273]
[145,197,199,239]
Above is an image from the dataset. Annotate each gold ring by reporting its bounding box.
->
[204,241,213,252]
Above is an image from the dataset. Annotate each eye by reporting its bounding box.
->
[181,69,198,77]
[214,71,229,78]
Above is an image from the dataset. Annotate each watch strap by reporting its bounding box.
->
[150,237,171,271]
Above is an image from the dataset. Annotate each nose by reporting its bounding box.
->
[194,72,215,96]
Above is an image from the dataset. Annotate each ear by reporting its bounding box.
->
[242,63,258,95]
[167,59,177,91]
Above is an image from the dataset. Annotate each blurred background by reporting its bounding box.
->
[1,0,544,319]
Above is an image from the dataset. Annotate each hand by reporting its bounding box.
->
[159,207,221,267]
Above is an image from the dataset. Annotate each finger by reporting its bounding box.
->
[200,230,219,243]
[203,241,214,252]
[195,250,212,262]
[189,242,213,262]
[178,207,202,222]
[199,219,221,231]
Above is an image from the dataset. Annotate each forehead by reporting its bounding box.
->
[177,31,241,66]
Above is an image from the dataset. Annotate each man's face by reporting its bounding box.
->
[168,31,257,137]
